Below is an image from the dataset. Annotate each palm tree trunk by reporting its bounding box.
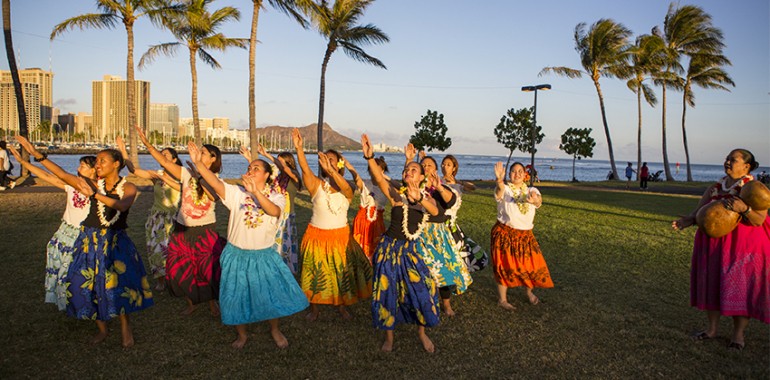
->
[505,150,513,173]
[248,2,261,155]
[317,45,333,154]
[572,155,577,182]
[592,79,618,179]
[636,88,642,181]
[661,83,674,181]
[126,23,138,165]
[189,48,200,145]
[681,93,693,181]
[2,0,29,176]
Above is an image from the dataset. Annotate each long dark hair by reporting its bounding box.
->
[442,155,459,177]
[203,144,222,174]
[79,155,96,168]
[277,152,301,191]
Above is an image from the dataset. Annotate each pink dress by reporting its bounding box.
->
[690,178,770,323]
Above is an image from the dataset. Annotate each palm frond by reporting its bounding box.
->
[341,24,389,46]
[266,0,310,29]
[138,42,181,69]
[200,34,249,51]
[50,13,118,40]
[641,83,657,106]
[339,41,386,69]
[197,48,221,69]
[539,67,583,78]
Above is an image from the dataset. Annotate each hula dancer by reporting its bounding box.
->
[292,129,372,321]
[9,144,96,311]
[345,156,388,261]
[188,143,308,349]
[18,136,153,347]
[441,155,488,272]
[362,135,440,353]
[492,161,553,311]
[136,125,225,316]
[117,136,181,291]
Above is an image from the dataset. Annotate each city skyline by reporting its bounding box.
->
[1,0,767,165]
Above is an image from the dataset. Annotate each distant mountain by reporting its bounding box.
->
[255,123,361,151]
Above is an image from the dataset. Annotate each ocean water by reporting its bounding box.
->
[9,152,767,183]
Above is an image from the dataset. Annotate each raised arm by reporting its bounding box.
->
[134,124,182,179]
[494,162,506,200]
[427,171,453,204]
[405,177,438,216]
[344,157,364,191]
[292,128,320,195]
[404,143,417,165]
[187,141,226,200]
[117,135,159,180]
[362,134,400,204]
[8,146,66,190]
[76,177,137,212]
[16,136,82,189]
[239,145,253,163]
[319,152,353,201]
[242,176,281,217]
[259,143,300,185]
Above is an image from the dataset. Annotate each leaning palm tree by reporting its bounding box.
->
[139,0,247,144]
[304,0,389,152]
[626,34,664,180]
[680,53,734,181]
[540,19,631,180]
[3,0,30,175]
[656,3,726,181]
[247,0,307,154]
[51,0,181,165]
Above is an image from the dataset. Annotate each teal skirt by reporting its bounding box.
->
[219,243,309,325]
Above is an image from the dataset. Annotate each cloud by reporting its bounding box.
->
[54,98,77,107]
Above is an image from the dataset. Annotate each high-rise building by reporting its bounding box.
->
[179,117,229,138]
[150,103,179,138]
[0,68,54,124]
[0,81,41,133]
[75,112,93,139]
[92,75,150,142]
[58,112,76,134]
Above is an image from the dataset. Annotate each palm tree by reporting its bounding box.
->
[51,0,180,165]
[626,34,664,180]
[247,0,307,154]
[3,0,29,175]
[139,0,247,145]
[540,19,631,180]
[304,0,389,152]
[681,53,734,181]
[656,3,726,181]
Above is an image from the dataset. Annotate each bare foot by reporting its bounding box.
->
[305,311,319,322]
[271,329,289,349]
[121,323,134,348]
[528,294,540,305]
[231,335,248,349]
[121,334,135,348]
[498,300,515,311]
[418,331,435,353]
[209,301,221,317]
[180,304,197,316]
[381,340,393,352]
[90,330,108,345]
[153,280,166,292]
[442,300,456,318]
[338,306,352,320]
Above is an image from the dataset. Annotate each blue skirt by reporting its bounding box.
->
[66,226,154,321]
[371,235,439,330]
[46,220,80,311]
[417,222,473,293]
[219,243,309,325]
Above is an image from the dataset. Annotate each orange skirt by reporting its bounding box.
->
[352,206,386,261]
[491,222,554,289]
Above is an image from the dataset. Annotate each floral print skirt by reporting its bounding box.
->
[371,235,439,330]
[66,226,154,320]
[166,222,226,304]
[278,212,299,275]
[491,222,554,289]
[45,220,80,311]
[299,224,372,305]
[145,208,176,279]
[417,222,472,294]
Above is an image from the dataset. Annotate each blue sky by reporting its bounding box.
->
[2,0,768,165]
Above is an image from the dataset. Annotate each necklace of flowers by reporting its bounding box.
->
[359,182,381,222]
[96,177,125,226]
[507,182,530,214]
[243,186,272,229]
[712,174,753,199]
[72,189,89,209]
[188,177,210,206]
[401,195,429,240]
[322,179,345,215]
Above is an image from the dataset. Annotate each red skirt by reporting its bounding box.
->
[491,222,554,289]
[352,205,386,261]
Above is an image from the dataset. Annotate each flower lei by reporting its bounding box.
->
[189,177,210,206]
[507,182,531,215]
[242,187,272,229]
[401,195,429,240]
[72,190,89,209]
[711,174,753,199]
[96,177,125,227]
[322,180,345,215]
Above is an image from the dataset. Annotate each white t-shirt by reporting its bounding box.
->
[222,182,285,250]
[175,168,217,226]
[62,185,91,226]
[309,180,349,229]
[496,185,541,230]
[359,180,388,210]
[0,149,9,171]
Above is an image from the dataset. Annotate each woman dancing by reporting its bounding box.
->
[492,161,553,310]
[292,129,372,321]
[8,145,95,310]
[18,136,153,347]
[673,149,769,351]
[188,142,308,349]
[135,125,225,316]
[346,156,389,261]
[441,155,488,272]
[117,136,181,291]
[363,135,440,353]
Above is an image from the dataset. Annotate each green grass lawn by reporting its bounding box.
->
[0,184,767,378]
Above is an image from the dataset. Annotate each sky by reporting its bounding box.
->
[1,0,768,165]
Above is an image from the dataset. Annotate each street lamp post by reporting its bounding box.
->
[521,84,551,185]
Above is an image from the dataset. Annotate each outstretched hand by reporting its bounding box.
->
[418,150,426,161]
[15,135,38,156]
[291,129,303,150]
[361,134,373,158]
[134,124,148,143]
[187,141,202,164]
[257,143,268,157]
[405,143,417,162]
[494,162,505,182]
[317,152,332,175]
[8,146,22,161]
[672,215,695,231]
[239,146,252,163]
[76,177,96,197]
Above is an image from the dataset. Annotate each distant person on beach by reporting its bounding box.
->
[639,162,649,190]
[17,135,153,347]
[0,141,16,190]
[625,162,636,189]
[672,148,769,351]
[492,161,553,310]
[8,144,96,311]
